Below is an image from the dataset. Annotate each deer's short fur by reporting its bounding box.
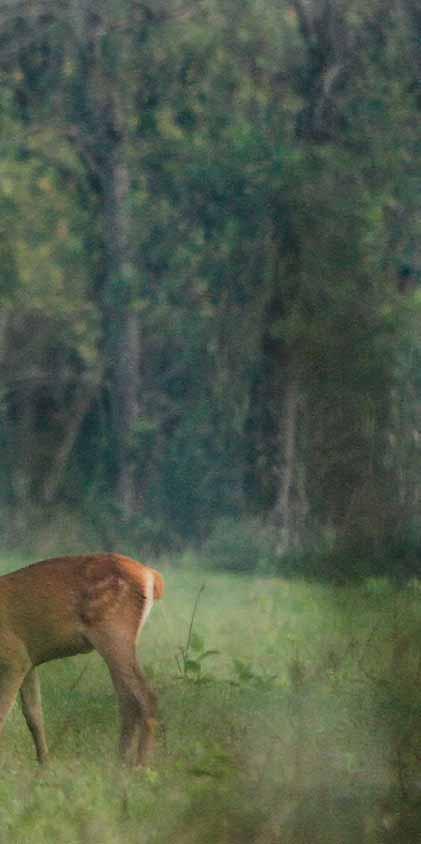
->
[0,553,164,766]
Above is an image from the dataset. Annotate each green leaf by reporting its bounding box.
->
[184,659,201,674]
[198,649,220,661]
[232,658,255,681]
[190,632,205,652]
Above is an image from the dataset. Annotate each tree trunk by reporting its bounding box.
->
[10,383,34,539]
[113,308,140,517]
[273,363,308,554]
[41,370,102,505]
[103,141,140,521]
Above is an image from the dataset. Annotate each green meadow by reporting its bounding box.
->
[1,558,421,843]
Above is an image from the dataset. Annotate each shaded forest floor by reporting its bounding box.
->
[1,560,421,843]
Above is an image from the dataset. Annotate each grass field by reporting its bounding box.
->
[1,556,421,843]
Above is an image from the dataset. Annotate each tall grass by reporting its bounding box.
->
[1,555,421,842]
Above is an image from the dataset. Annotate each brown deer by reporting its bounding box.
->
[0,553,164,766]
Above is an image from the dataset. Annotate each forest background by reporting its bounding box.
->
[0,0,420,578]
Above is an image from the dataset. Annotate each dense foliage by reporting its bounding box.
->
[0,0,420,570]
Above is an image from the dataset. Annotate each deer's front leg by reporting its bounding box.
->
[20,668,49,765]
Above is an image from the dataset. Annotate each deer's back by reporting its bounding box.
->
[0,554,151,665]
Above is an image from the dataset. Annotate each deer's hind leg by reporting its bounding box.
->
[20,668,49,764]
[111,658,156,766]
[87,624,157,767]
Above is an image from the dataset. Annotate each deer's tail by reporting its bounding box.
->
[152,569,165,600]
